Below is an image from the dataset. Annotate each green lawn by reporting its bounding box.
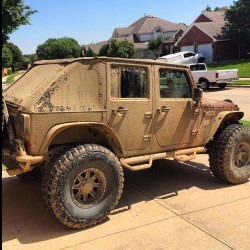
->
[241,120,250,127]
[207,59,250,78]
[3,70,25,84]
[229,80,250,85]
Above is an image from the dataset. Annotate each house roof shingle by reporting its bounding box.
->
[176,11,228,45]
[194,22,227,40]
[194,11,226,25]
[129,15,186,34]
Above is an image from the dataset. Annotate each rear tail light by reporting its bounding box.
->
[216,72,219,78]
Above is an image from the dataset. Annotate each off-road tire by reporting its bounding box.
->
[42,144,124,229]
[209,124,250,184]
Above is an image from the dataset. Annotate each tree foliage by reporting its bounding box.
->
[2,45,13,68]
[6,42,23,65]
[2,0,37,45]
[107,39,135,58]
[2,42,23,70]
[84,47,96,57]
[204,5,212,12]
[147,36,163,58]
[99,44,109,56]
[36,37,82,59]
[22,53,38,68]
[224,0,250,54]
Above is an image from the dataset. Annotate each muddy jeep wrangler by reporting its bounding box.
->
[2,57,250,229]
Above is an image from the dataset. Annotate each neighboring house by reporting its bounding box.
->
[84,15,187,59]
[111,15,187,59]
[175,11,238,63]
[83,40,109,56]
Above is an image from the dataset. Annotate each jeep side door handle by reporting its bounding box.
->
[157,106,170,114]
[112,107,128,115]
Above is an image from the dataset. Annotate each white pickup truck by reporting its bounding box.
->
[188,63,239,90]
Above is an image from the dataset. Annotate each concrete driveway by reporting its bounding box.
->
[2,154,250,250]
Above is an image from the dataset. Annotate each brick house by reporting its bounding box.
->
[175,11,239,63]
[84,15,187,59]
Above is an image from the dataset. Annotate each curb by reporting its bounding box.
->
[228,85,250,88]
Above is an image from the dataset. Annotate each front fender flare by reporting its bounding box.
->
[205,111,244,144]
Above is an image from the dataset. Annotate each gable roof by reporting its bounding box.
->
[176,11,228,45]
[129,15,186,34]
[194,22,227,40]
[112,15,187,38]
[193,11,225,25]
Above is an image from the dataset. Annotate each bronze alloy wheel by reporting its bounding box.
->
[71,168,107,208]
[234,142,250,168]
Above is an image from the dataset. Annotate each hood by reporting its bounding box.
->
[201,98,240,111]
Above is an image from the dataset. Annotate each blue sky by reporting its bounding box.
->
[9,0,235,55]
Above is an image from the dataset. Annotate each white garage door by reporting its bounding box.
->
[181,46,195,52]
[197,44,213,63]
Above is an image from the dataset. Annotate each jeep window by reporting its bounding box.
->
[110,65,148,98]
[159,69,191,98]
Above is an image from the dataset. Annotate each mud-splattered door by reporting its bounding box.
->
[107,63,153,151]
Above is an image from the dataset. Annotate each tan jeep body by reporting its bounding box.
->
[3,57,242,171]
[3,57,249,229]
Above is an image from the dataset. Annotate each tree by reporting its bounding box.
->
[203,5,212,12]
[224,0,250,58]
[2,0,37,45]
[36,37,82,59]
[2,45,13,68]
[84,47,96,57]
[22,53,38,68]
[107,39,135,58]
[99,44,109,56]
[5,42,23,70]
[147,36,163,59]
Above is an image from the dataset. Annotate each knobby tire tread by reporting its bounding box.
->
[42,144,124,229]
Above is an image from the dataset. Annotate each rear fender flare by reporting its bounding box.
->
[39,122,123,156]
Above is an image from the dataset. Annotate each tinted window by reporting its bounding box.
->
[159,69,191,98]
[190,64,206,71]
[183,52,195,58]
[110,65,148,98]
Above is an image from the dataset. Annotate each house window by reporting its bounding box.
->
[159,69,191,98]
[110,65,148,98]
[155,28,162,38]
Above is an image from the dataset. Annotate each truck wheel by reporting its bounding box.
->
[42,144,124,229]
[199,80,209,90]
[209,124,250,184]
[219,83,227,89]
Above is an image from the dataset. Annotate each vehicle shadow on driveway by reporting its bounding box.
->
[2,157,232,245]
[118,157,230,206]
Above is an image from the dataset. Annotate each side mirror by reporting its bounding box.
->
[193,88,202,101]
